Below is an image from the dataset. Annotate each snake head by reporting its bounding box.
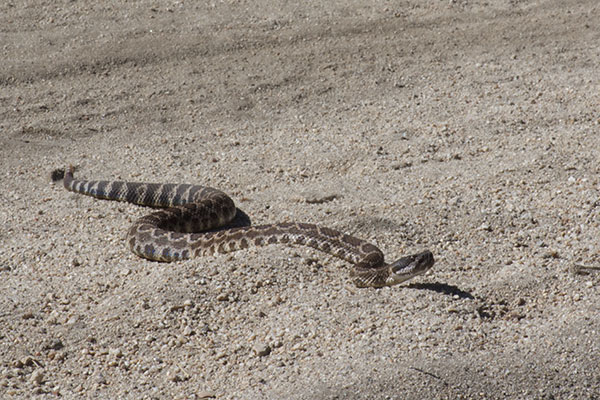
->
[386,250,435,286]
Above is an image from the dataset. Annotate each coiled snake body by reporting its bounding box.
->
[63,167,434,287]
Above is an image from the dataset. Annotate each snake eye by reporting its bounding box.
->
[418,251,434,267]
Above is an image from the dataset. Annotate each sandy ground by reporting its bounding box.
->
[2,0,600,398]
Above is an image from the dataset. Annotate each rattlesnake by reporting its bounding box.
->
[61,166,434,287]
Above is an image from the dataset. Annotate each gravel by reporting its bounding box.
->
[1,0,600,398]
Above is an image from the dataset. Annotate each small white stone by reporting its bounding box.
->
[197,390,216,399]
[108,347,122,358]
[254,343,271,357]
[30,369,44,385]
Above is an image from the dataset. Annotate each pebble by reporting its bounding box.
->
[14,356,35,368]
[216,293,229,302]
[108,347,123,358]
[254,344,271,357]
[304,193,340,204]
[30,369,44,385]
[478,223,492,232]
[95,372,107,385]
[22,311,35,320]
[145,334,156,343]
[43,338,64,351]
[166,367,185,383]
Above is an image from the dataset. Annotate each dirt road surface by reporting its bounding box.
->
[1,0,599,398]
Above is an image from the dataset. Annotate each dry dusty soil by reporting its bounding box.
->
[1,0,600,398]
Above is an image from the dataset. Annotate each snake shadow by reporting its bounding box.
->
[230,208,252,228]
[406,282,474,299]
[205,208,252,232]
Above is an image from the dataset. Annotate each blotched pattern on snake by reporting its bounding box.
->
[62,167,434,287]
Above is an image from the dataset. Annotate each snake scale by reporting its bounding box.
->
[62,166,434,287]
